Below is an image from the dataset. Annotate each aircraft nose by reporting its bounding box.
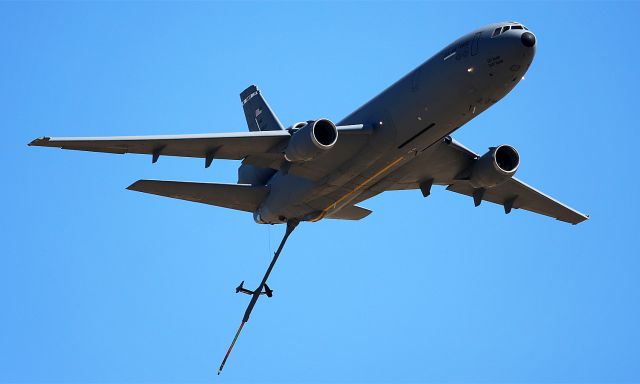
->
[521,31,536,47]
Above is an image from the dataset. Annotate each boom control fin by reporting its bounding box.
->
[235,281,274,297]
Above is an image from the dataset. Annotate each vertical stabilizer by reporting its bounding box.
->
[240,85,285,132]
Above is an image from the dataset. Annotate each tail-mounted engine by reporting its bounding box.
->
[284,118,338,162]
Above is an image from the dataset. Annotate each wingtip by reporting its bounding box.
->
[126,180,144,191]
[28,137,50,147]
[568,213,590,225]
[576,213,590,224]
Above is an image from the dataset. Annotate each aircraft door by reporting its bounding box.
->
[471,32,481,56]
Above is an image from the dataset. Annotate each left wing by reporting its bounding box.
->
[360,137,588,225]
[445,177,588,224]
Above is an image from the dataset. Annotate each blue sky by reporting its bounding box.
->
[2,1,639,382]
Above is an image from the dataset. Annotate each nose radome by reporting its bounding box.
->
[521,32,536,47]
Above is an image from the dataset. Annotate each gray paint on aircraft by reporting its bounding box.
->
[29,21,588,225]
[29,21,590,374]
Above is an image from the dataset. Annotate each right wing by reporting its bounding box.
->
[29,131,291,167]
[29,125,371,171]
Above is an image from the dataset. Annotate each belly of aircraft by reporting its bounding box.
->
[261,33,532,223]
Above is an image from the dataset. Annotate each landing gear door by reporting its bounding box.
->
[471,32,481,56]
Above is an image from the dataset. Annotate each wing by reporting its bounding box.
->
[127,180,269,212]
[362,137,588,225]
[28,124,371,171]
[445,177,588,224]
[29,131,291,166]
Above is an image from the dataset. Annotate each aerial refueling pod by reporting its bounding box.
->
[469,145,520,188]
[284,119,338,162]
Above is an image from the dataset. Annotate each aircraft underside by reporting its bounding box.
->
[29,21,588,374]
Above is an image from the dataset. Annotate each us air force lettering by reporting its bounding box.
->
[29,22,588,374]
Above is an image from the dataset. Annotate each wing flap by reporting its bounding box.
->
[127,180,269,212]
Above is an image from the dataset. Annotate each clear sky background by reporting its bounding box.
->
[2,1,639,382]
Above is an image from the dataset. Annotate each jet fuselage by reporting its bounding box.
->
[256,22,536,224]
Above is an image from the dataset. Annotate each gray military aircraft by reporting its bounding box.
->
[29,21,588,374]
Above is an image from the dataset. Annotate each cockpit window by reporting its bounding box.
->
[492,24,528,38]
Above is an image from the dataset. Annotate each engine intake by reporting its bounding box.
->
[469,145,520,189]
[284,118,338,162]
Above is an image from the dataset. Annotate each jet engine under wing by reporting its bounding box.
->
[29,131,291,165]
[127,180,269,212]
[361,137,588,225]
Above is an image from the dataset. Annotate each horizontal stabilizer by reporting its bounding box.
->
[127,180,269,212]
[326,204,372,220]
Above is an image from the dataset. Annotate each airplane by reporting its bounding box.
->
[29,21,588,374]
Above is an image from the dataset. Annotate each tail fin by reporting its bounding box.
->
[240,85,285,132]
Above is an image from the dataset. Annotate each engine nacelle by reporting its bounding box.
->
[284,118,338,162]
[469,145,520,189]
